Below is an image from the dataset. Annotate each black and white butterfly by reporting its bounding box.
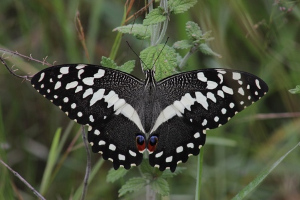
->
[30,64,268,172]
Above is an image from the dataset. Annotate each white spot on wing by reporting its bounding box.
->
[60,67,69,74]
[207,92,217,103]
[76,64,86,69]
[66,81,78,90]
[222,86,233,95]
[90,89,105,106]
[129,150,136,157]
[38,72,45,82]
[54,81,61,90]
[218,73,223,84]
[207,81,218,89]
[176,146,183,153]
[75,85,83,93]
[98,140,105,145]
[173,100,185,114]
[83,88,93,98]
[255,79,261,89]
[197,72,207,82]
[238,87,245,95]
[94,69,105,78]
[82,77,94,86]
[118,154,125,161]
[180,93,196,111]
[195,92,208,110]
[232,72,241,80]
[202,119,207,126]
[166,156,173,163]
[187,143,194,148]
[194,132,200,138]
[217,90,225,98]
[155,151,163,158]
[109,144,116,151]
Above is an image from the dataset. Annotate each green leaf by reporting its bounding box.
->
[100,56,117,69]
[106,168,129,183]
[186,21,202,41]
[120,60,135,74]
[140,44,177,80]
[143,7,167,26]
[289,85,300,94]
[101,56,135,73]
[114,24,151,40]
[232,142,300,200]
[118,177,147,197]
[150,177,170,196]
[161,167,185,179]
[199,43,222,58]
[173,40,193,49]
[169,0,197,14]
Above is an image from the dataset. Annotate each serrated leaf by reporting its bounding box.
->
[173,40,193,49]
[169,0,197,14]
[186,21,202,41]
[289,85,300,94]
[106,168,129,183]
[150,177,170,196]
[140,44,177,80]
[120,60,135,74]
[101,56,136,73]
[199,43,222,58]
[118,177,147,197]
[143,7,167,26]
[100,56,117,69]
[161,167,185,179]
[114,24,151,40]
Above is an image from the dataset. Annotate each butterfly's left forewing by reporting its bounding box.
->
[31,64,146,169]
[149,68,268,171]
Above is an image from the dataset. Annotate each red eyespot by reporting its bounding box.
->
[147,135,158,153]
[136,134,146,152]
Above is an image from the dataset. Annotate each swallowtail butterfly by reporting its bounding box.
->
[30,64,268,172]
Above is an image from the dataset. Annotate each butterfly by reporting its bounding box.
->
[30,64,268,172]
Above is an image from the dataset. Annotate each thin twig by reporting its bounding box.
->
[75,11,90,62]
[0,158,46,200]
[0,48,52,66]
[242,112,300,121]
[0,57,32,81]
[80,126,91,200]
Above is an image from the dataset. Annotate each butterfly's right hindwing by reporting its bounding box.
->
[31,64,145,169]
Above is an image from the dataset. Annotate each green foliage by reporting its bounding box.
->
[169,0,198,14]
[118,177,147,197]
[100,56,135,74]
[140,44,178,80]
[150,177,170,196]
[143,7,167,26]
[114,24,151,40]
[106,168,129,183]
[289,85,300,94]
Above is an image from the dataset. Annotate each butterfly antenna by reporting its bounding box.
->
[126,41,148,72]
[0,57,32,81]
[152,37,169,71]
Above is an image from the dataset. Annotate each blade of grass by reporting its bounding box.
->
[232,142,300,200]
[109,3,127,61]
[195,147,204,200]
[39,128,62,195]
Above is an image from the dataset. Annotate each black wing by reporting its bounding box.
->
[31,64,146,169]
[148,68,268,172]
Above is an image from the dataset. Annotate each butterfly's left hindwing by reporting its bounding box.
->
[31,64,146,169]
[148,68,268,171]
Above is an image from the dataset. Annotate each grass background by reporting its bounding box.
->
[0,0,300,199]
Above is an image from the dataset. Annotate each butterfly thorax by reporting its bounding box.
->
[138,70,161,134]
